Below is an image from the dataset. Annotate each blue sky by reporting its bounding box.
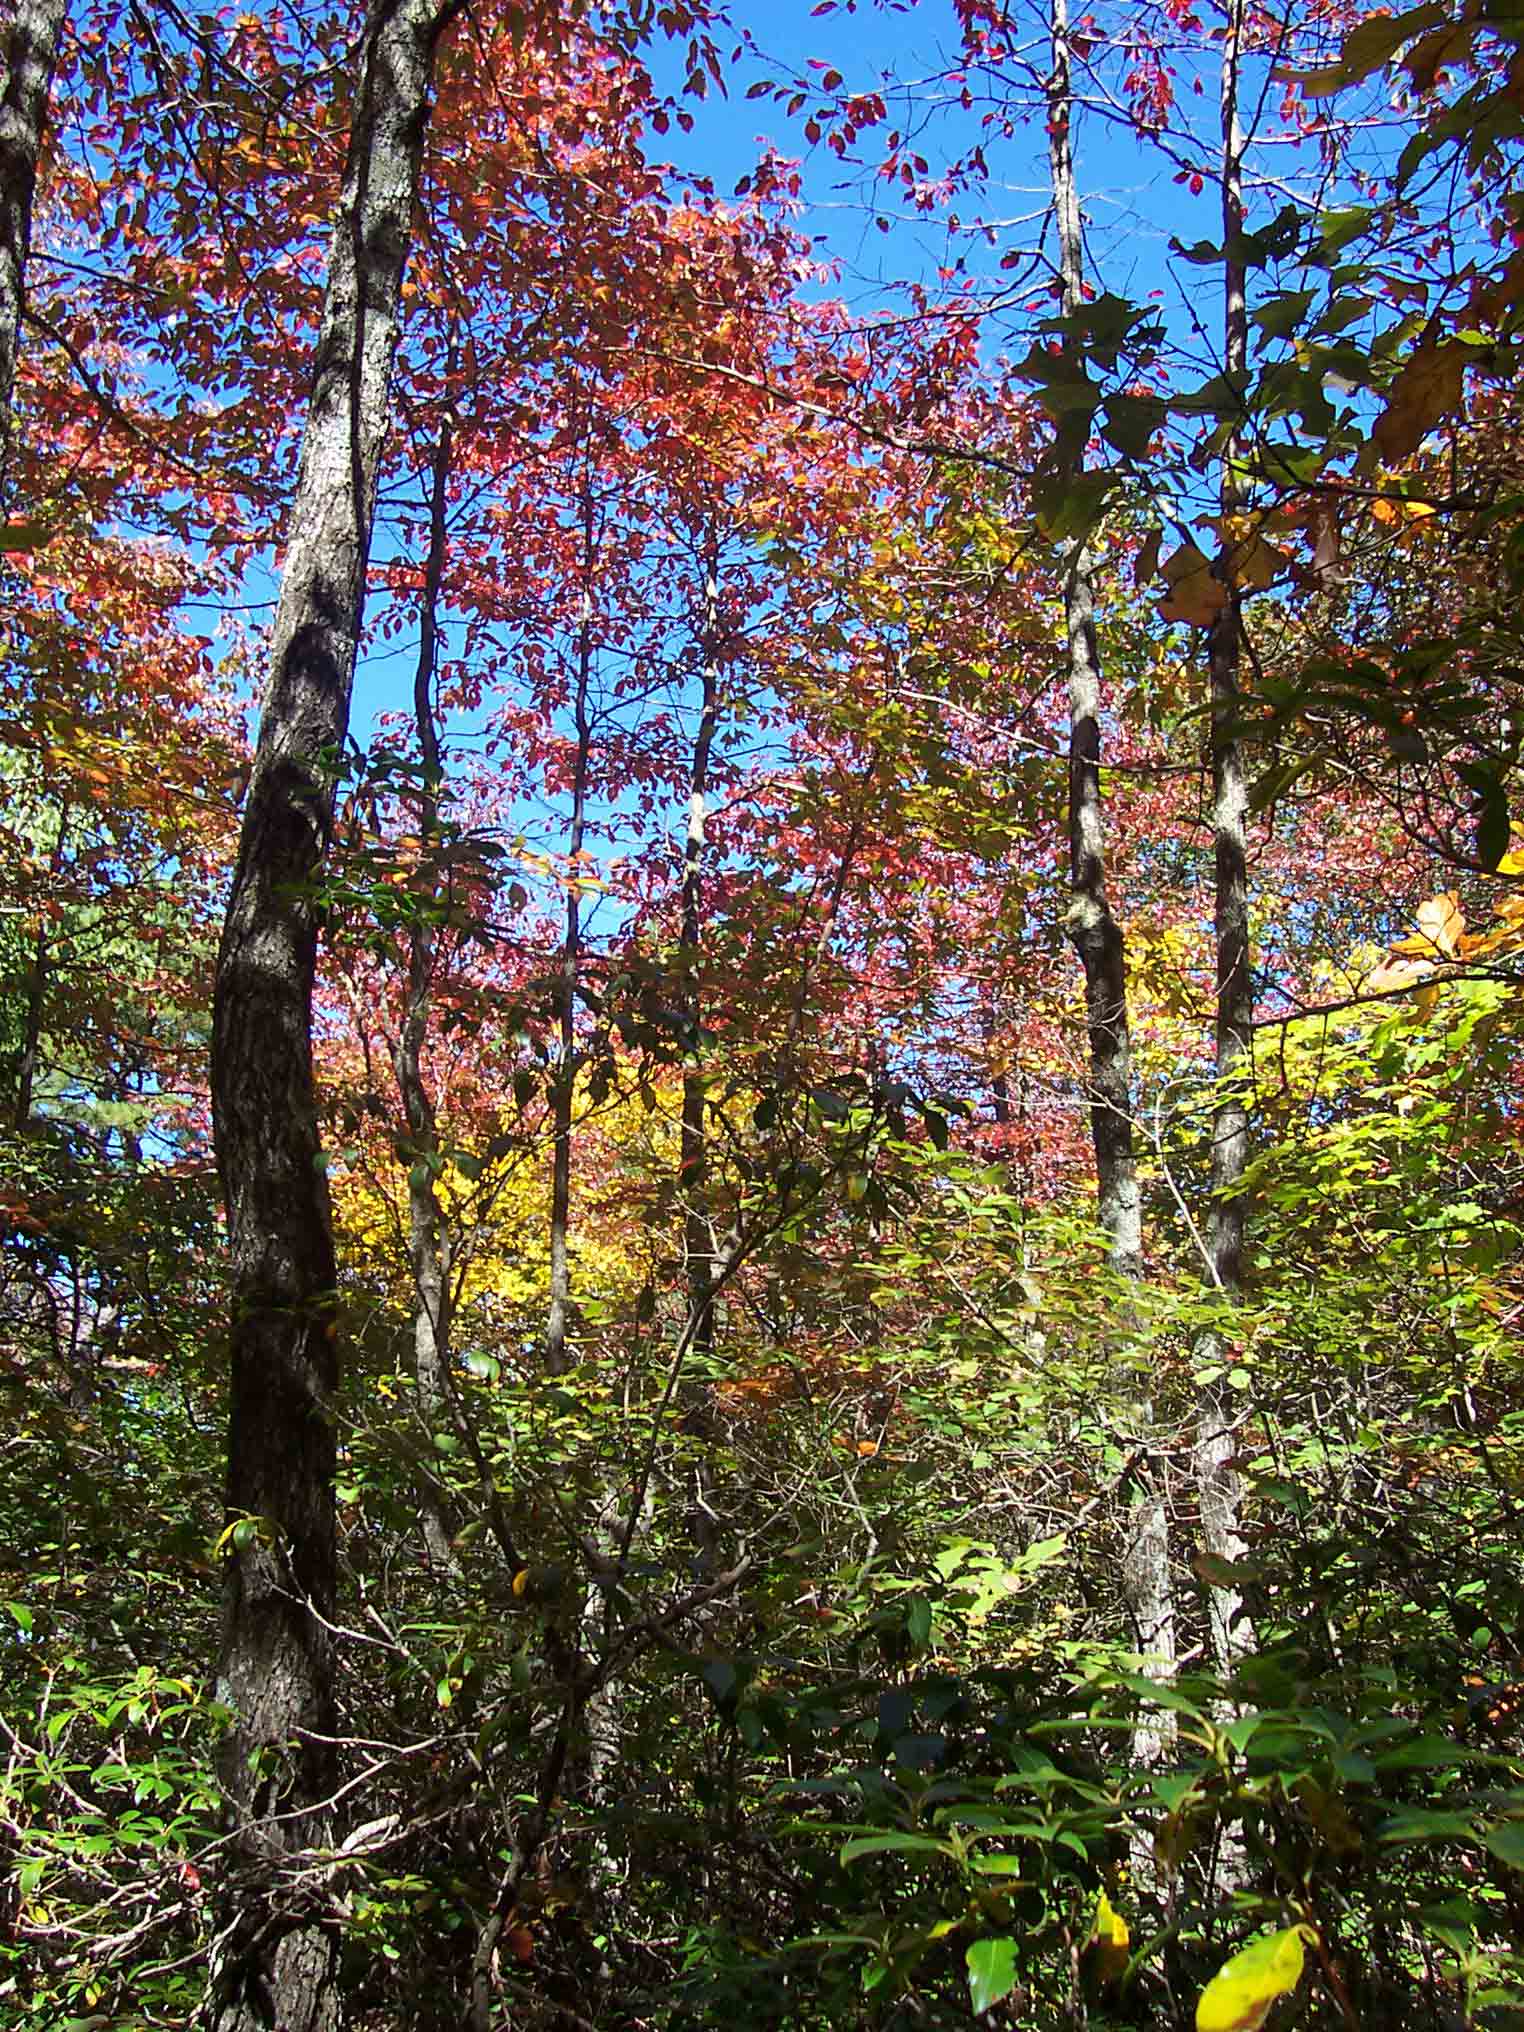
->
[342,0,1350,755]
[642,0,1228,318]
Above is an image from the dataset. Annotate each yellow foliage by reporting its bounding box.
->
[1196,1926,1314,2032]
[331,1072,684,1332]
[1085,1890,1130,1988]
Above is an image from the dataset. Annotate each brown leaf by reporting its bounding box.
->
[1133,525,1163,587]
[1158,543,1229,627]
[1404,20,1476,93]
[1229,534,1291,591]
[1399,890,1465,960]
[1311,505,1341,582]
[1371,339,1468,463]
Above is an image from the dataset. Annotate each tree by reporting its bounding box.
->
[0,0,65,496]
[1194,0,1256,1682]
[1045,0,1174,1753]
[208,0,460,2020]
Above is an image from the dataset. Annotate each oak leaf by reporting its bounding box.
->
[1371,340,1468,463]
[1158,542,1229,627]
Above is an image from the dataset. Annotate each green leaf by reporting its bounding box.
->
[966,1936,1018,2016]
[1253,289,1315,341]
[1032,467,1113,543]
[5,1600,33,1633]
[1041,290,1143,356]
[1292,5,1445,95]
[839,1831,952,1864]
[1314,206,1375,260]
[1373,1734,1468,1771]
[1101,392,1168,458]
[1172,371,1251,419]
[1483,1822,1524,1870]
[1377,1807,1478,1842]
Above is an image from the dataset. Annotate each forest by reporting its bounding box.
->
[1,0,1523,2023]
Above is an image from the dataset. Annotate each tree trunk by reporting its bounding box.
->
[1047,0,1174,1754]
[1196,0,1255,1682]
[0,0,65,503]
[207,2,452,2024]
[392,398,457,1571]
[680,532,721,1356]
[12,794,67,1127]
[545,473,597,1376]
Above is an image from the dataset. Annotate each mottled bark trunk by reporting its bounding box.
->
[0,0,65,504]
[1047,0,1174,1753]
[1196,0,1254,1681]
[577,1488,624,1911]
[680,535,720,1356]
[393,403,456,1571]
[207,2,450,2024]
[545,480,597,1376]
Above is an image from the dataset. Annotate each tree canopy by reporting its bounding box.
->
[3,0,1524,2026]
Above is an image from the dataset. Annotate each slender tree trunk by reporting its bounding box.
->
[680,532,720,1356]
[1196,0,1255,1681]
[0,0,65,503]
[545,473,597,1376]
[393,398,457,1570]
[1047,0,1174,1751]
[207,3,452,2024]
[12,794,66,1127]
[984,997,1015,1131]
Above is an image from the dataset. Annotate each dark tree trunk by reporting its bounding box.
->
[1047,0,1174,1750]
[545,474,597,1376]
[1196,0,1255,1680]
[207,1,453,2024]
[0,0,65,503]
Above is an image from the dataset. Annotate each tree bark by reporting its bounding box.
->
[392,398,457,1571]
[1196,0,1255,1681]
[1047,0,1174,1753]
[12,794,66,1127]
[0,0,65,504]
[680,531,721,1356]
[207,2,453,2024]
[544,473,597,1376]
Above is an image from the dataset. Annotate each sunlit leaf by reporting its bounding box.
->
[1196,1926,1313,2032]
[966,1936,1018,2016]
